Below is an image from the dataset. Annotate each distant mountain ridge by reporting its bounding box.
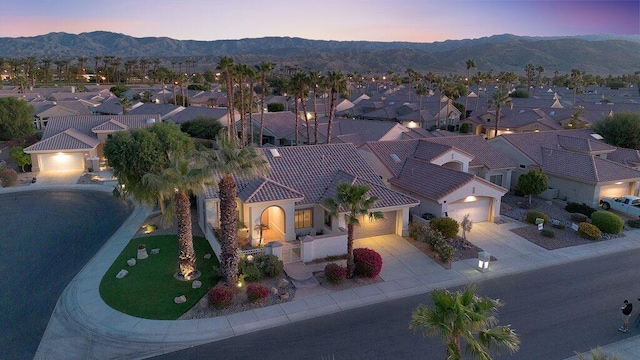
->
[1,31,639,75]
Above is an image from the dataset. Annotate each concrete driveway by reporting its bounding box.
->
[30,170,84,186]
[0,189,132,360]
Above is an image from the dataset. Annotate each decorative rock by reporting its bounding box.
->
[203,253,212,259]
[279,292,289,300]
[271,287,278,295]
[174,295,187,304]
[116,269,128,279]
[127,258,136,266]
[137,247,149,260]
[192,280,202,289]
[277,279,290,288]
[150,248,160,255]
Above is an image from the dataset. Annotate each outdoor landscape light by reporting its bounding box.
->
[246,254,254,262]
[478,251,491,272]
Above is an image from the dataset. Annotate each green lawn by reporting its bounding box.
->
[99,235,220,320]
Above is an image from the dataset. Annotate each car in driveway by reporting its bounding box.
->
[600,195,640,217]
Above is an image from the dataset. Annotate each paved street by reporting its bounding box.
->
[0,190,132,360]
[153,247,640,360]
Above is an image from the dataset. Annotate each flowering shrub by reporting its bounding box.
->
[353,248,383,278]
[208,285,235,309]
[578,222,602,240]
[433,237,455,263]
[324,263,347,284]
[246,283,270,303]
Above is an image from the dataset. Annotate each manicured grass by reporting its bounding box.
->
[99,235,220,320]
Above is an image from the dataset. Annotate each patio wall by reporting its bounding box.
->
[301,230,348,263]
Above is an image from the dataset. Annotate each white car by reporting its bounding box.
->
[600,195,640,217]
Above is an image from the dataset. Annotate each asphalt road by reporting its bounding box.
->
[0,189,132,360]
[153,247,640,360]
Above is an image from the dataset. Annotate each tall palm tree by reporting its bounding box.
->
[217,56,236,138]
[212,134,270,286]
[308,70,322,144]
[93,56,102,84]
[143,152,214,280]
[533,65,545,95]
[525,63,535,91]
[488,91,512,138]
[415,82,428,127]
[117,97,132,114]
[40,57,52,86]
[410,285,520,360]
[256,61,274,146]
[244,65,257,145]
[323,183,384,278]
[465,58,476,117]
[326,71,347,144]
[235,63,248,145]
[292,72,311,144]
[570,68,583,106]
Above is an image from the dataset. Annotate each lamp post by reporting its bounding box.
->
[478,251,491,272]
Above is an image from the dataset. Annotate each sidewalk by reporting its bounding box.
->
[33,196,640,359]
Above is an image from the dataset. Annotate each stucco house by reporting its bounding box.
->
[360,135,515,223]
[197,143,419,260]
[488,129,640,208]
[24,115,160,172]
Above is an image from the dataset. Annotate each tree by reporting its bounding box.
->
[104,122,196,212]
[465,58,476,116]
[461,214,473,240]
[533,65,545,96]
[570,68,583,106]
[488,91,512,138]
[256,62,274,146]
[211,133,270,286]
[525,63,535,91]
[592,113,640,149]
[323,183,384,278]
[217,56,236,138]
[326,71,347,144]
[180,116,224,140]
[117,97,131,115]
[143,151,214,280]
[0,97,34,141]
[10,146,31,172]
[516,169,548,204]
[409,285,520,360]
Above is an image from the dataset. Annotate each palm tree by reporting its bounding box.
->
[235,63,248,145]
[308,70,322,144]
[117,97,132,114]
[323,183,384,278]
[292,72,311,144]
[410,285,520,360]
[570,68,583,106]
[40,57,52,86]
[525,63,535,91]
[256,61,274,146]
[93,56,102,84]
[533,65,545,95]
[217,56,236,138]
[488,91,512,138]
[415,82,428,127]
[143,152,214,280]
[465,58,476,117]
[212,134,270,286]
[326,71,347,144]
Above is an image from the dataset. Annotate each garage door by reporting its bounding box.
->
[447,197,490,223]
[353,211,396,238]
[39,153,85,171]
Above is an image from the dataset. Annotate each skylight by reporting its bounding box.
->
[590,134,604,140]
[390,154,401,163]
[269,148,281,158]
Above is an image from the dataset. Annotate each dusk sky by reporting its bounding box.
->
[1,0,638,42]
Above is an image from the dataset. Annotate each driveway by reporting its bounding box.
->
[0,189,132,360]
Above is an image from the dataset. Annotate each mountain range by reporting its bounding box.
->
[1,31,639,76]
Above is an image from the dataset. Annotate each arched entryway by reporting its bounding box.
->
[257,206,286,244]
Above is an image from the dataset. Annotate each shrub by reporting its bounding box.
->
[255,254,283,277]
[570,213,589,223]
[246,283,270,303]
[208,285,235,309]
[409,221,427,240]
[425,228,446,251]
[459,123,471,134]
[540,229,555,238]
[0,168,18,187]
[628,219,640,228]
[433,238,455,263]
[429,217,459,238]
[552,222,566,230]
[565,202,597,217]
[239,260,263,282]
[510,88,531,98]
[526,211,549,225]
[590,211,624,234]
[578,222,602,240]
[324,263,347,284]
[353,248,383,278]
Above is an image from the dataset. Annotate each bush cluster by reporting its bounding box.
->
[238,261,263,282]
[540,229,555,238]
[0,168,18,187]
[353,248,383,278]
[208,285,235,309]
[433,238,455,263]
[578,222,602,240]
[590,211,624,234]
[565,202,597,217]
[324,263,347,284]
[570,213,589,223]
[255,254,283,277]
[429,217,459,238]
[526,211,549,225]
[246,283,270,303]
[627,219,640,228]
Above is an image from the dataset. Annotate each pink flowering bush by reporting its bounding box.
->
[353,248,383,278]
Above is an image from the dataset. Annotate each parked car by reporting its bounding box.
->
[600,195,640,217]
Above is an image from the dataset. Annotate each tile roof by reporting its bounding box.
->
[92,119,129,132]
[422,135,517,169]
[557,134,616,153]
[540,147,640,183]
[494,129,598,164]
[40,114,161,140]
[607,147,640,167]
[238,178,304,203]
[25,128,99,152]
[167,107,230,124]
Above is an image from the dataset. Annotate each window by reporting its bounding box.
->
[324,210,332,228]
[295,209,313,229]
[489,174,503,186]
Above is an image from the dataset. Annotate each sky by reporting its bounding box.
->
[1,0,638,42]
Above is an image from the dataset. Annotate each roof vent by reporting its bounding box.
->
[145,118,156,124]
[269,148,281,158]
[390,154,401,163]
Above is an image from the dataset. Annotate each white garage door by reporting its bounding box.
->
[447,197,491,223]
[39,153,85,171]
[353,211,397,238]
